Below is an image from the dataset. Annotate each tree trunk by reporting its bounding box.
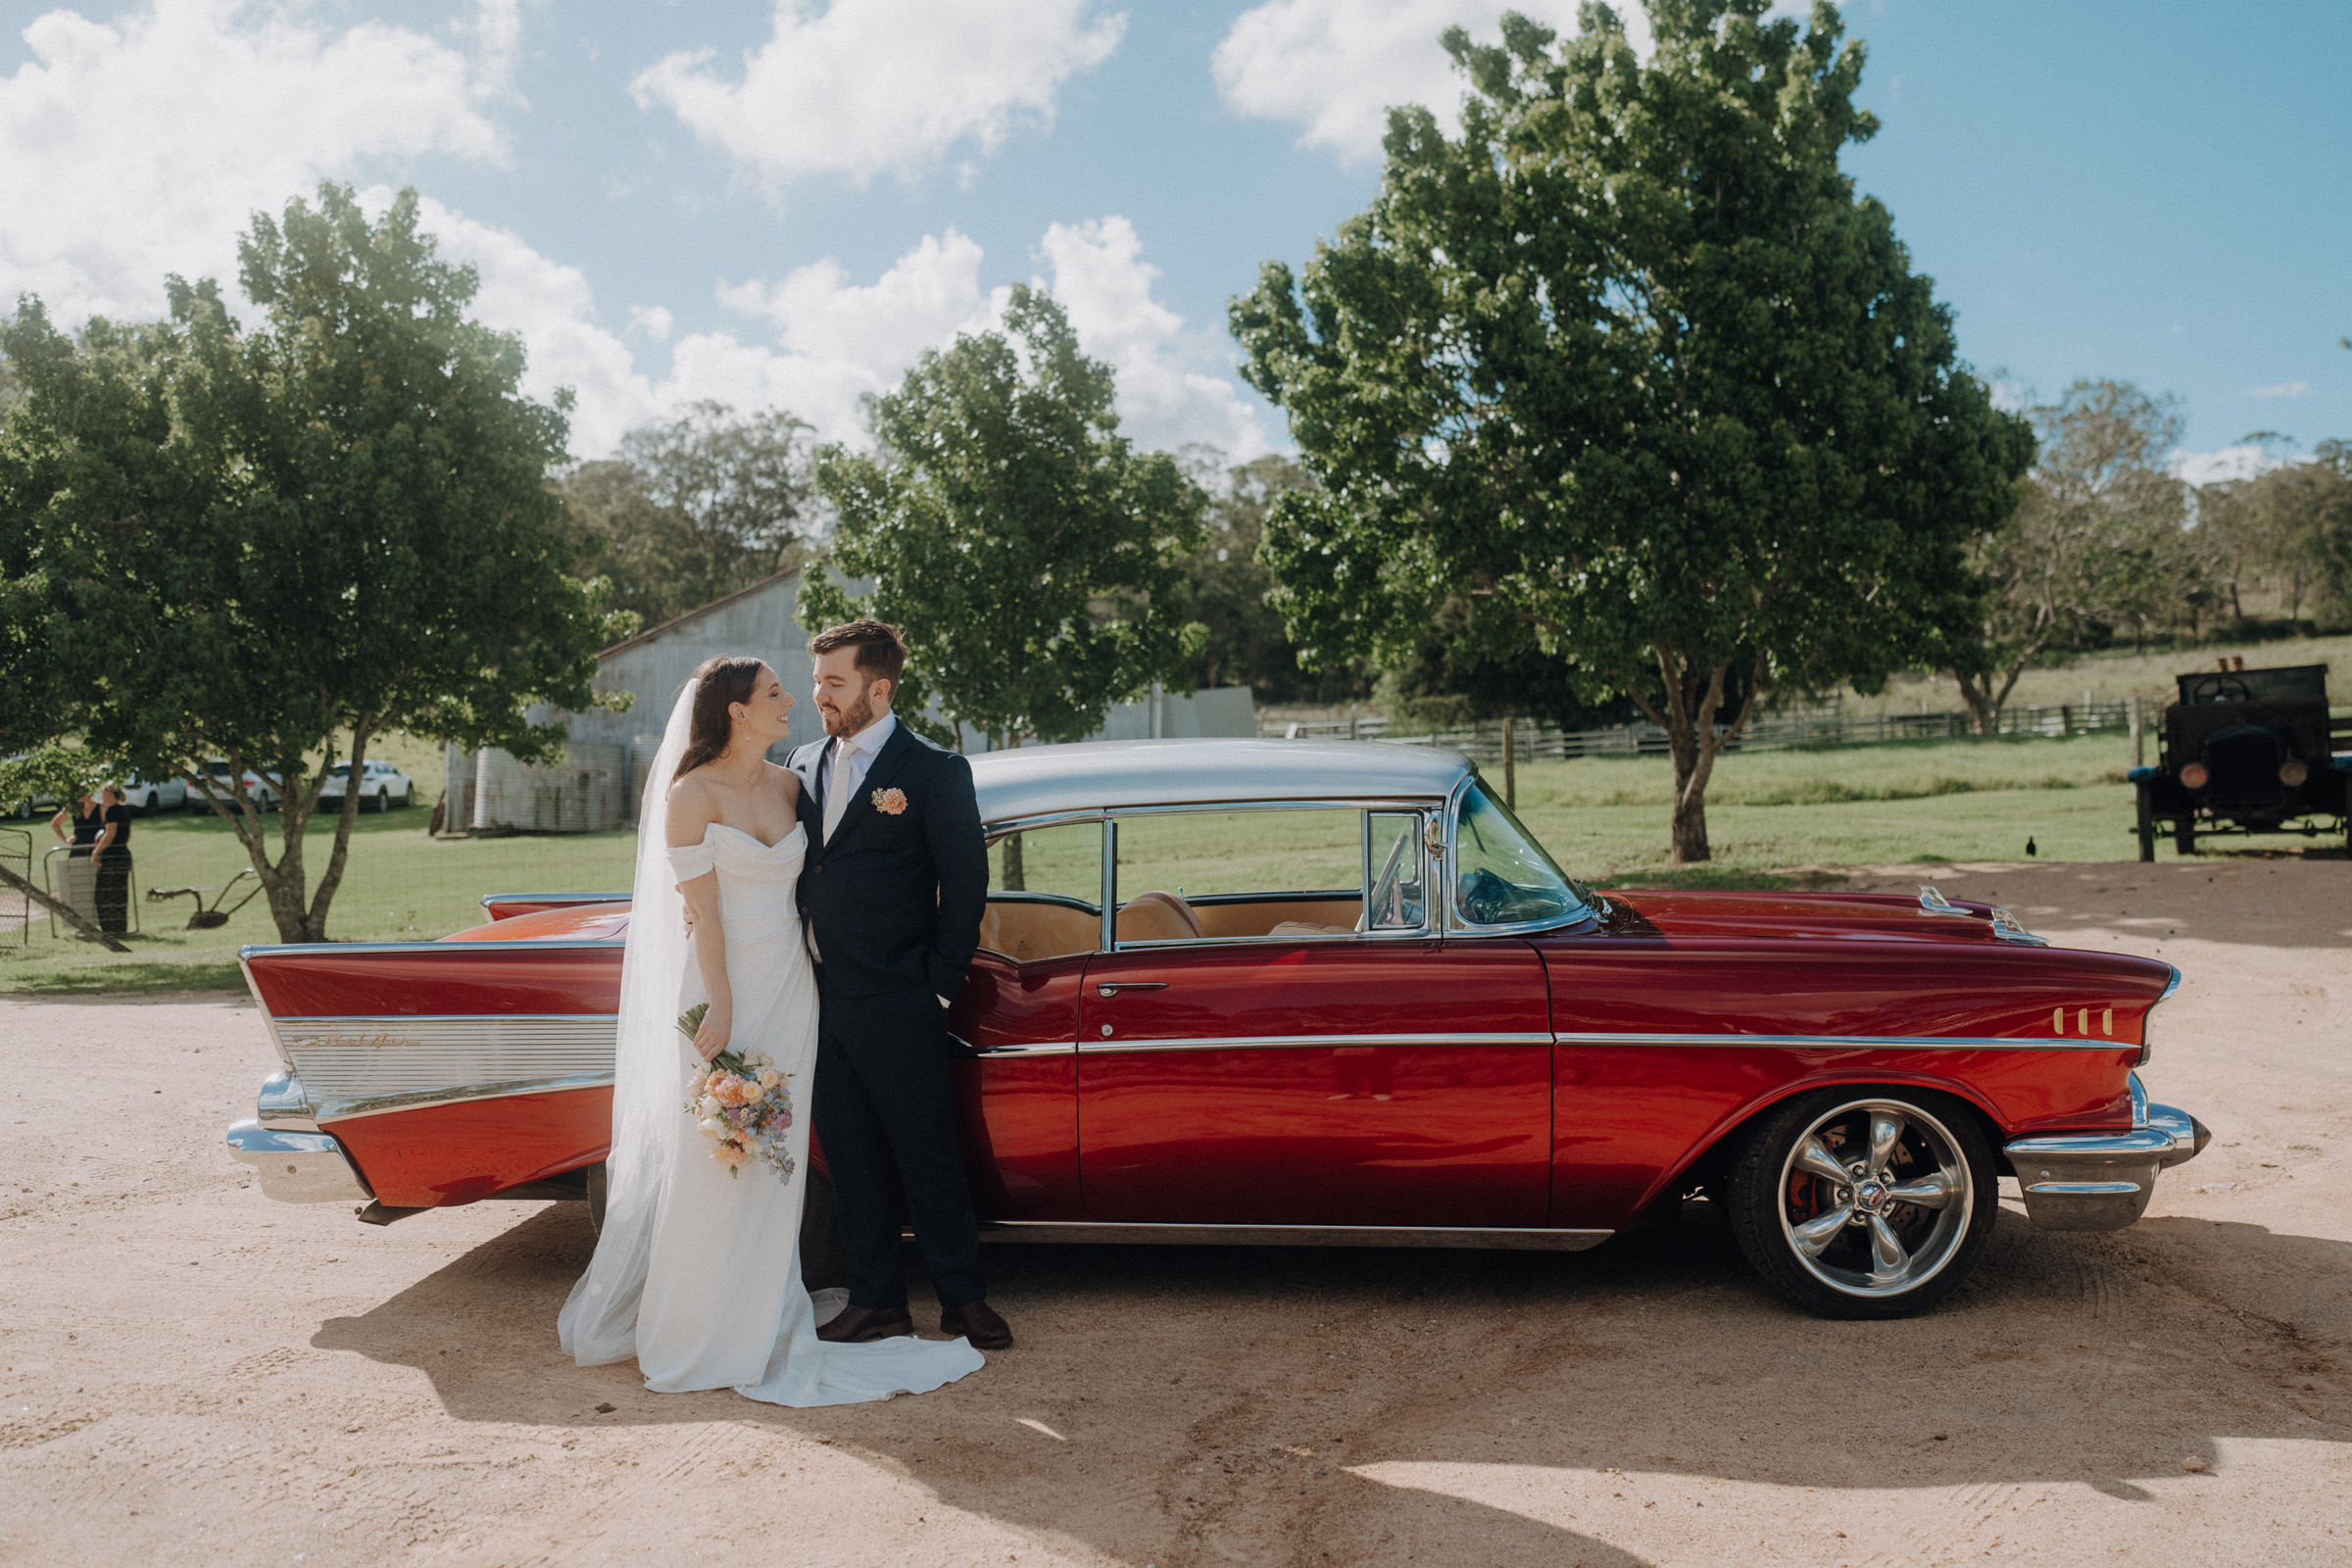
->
[1952,672,2000,736]
[1630,647,1767,868]
[1001,831,1024,892]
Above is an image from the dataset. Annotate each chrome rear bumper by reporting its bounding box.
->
[2003,1075,2210,1232]
[224,1119,372,1204]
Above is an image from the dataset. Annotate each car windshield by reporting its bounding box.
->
[1452,783,1590,928]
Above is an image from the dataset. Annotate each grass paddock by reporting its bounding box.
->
[3,730,2337,995]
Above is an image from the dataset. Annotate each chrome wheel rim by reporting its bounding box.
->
[1778,1099,1973,1298]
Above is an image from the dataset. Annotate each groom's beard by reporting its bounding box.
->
[820,688,879,738]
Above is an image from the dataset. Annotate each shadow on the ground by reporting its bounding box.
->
[312,1197,2350,1565]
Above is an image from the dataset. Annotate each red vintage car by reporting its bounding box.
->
[226,739,2206,1318]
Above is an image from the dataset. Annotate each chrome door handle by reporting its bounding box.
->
[1096,981,1168,998]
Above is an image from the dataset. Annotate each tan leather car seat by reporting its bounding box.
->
[1114,889,1204,944]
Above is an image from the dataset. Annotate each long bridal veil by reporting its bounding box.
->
[559,678,698,1365]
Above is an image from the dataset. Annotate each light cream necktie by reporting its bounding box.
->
[821,737,854,844]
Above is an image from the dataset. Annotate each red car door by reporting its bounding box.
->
[1074,802,1552,1227]
[947,819,1105,1222]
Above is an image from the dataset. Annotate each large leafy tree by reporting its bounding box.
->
[558,401,814,628]
[1947,381,2190,729]
[0,184,619,942]
[807,285,1205,753]
[1231,1,2033,862]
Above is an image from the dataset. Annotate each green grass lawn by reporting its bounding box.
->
[5,729,2336,996]
[0,804,633,994]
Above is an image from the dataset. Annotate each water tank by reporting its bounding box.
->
[469,742,628,833]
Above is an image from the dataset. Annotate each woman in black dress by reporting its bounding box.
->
[93,784,134,934]
[48,787,133,934]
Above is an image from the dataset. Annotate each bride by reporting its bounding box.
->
[558,657,985,1405]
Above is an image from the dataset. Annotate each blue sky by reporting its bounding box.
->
[3,0,2344,474]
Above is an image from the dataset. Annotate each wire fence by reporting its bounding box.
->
[1259,699,2142,763]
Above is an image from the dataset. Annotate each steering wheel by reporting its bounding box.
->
[2182,673,2254,705]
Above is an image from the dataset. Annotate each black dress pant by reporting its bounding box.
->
[812,980,986,1312]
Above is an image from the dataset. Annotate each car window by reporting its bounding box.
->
[1453,783,1588,928]
[1109,808,1381,947]
[1364,811,1426,931]
[1115,808,1358,901]
[981,820,1102,963]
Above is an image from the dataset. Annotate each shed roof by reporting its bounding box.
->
[968,738,1471,824]
[598,566,802,660]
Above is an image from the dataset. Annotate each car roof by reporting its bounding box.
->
[968,738,1472,824]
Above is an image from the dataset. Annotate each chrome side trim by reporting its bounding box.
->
[1553,1030,2125,1053]
[314,1072,614,1124]
[1082,1031,1554,1054]
[240,939,623,957]
[480,892,630,909]
[977,1220,1613,1251]
[2139,963,2182,1066]
[2128,1070,2150,1128]
[225,1119,373,1204]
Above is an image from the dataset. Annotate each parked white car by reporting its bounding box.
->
[318,759,416,812]
[195,759,280,812]
[122,774,188,814]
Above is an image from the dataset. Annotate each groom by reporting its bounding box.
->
[790,618,1012,1351]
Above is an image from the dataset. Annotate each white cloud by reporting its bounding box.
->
[632,0,1125,188]
[1212,0,1650,167]
[0,0,514,324]
[2168,444,2291,486]
[661,220,1270,458]
[627,305,674,342]
[402,194,663,457]
[1036,218,1269,459]
[2246,381,2310,399]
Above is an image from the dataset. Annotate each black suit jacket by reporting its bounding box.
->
[790,720,988,1002]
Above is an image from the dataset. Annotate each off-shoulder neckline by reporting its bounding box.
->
[686,820,806,853]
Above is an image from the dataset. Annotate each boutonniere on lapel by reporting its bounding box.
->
[870,787,908,815]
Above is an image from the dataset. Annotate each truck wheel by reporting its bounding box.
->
[1726,1088,1996,1320]
[2134,785,2156,862]
[585,1160,608,1236]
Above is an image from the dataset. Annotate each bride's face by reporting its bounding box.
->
[727,664,794,749]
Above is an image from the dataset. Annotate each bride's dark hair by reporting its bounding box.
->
[673,657,769,783]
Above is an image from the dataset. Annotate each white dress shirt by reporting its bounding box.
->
[818,709,898,844]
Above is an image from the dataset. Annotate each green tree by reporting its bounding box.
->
[1231,2,2032,862]
[2205,438,2352,628]
[1166,449,1375,705]
[1948,380,2187,728]
[807,284,1205,755]
[0,183,620,942]
[558,401,814,628]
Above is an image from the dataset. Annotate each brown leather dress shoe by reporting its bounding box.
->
[940,1299,1013,1349]
[816,1304,914,1344]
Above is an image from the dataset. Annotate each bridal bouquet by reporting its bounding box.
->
[676,1003,797,1182]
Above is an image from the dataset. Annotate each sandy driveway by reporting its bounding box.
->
[2,859,2347,1567]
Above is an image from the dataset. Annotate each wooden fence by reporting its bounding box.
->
[1259,699,2141,763]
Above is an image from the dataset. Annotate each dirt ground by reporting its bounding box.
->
[3,858,2348,1567]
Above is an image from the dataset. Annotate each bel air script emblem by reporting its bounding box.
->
[295,1034,420,1052]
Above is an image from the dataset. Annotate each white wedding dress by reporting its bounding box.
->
[559,683,985,1406]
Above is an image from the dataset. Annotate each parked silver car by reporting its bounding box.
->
[122,774,188,814]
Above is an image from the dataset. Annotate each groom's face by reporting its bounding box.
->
[812,648,893,738]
